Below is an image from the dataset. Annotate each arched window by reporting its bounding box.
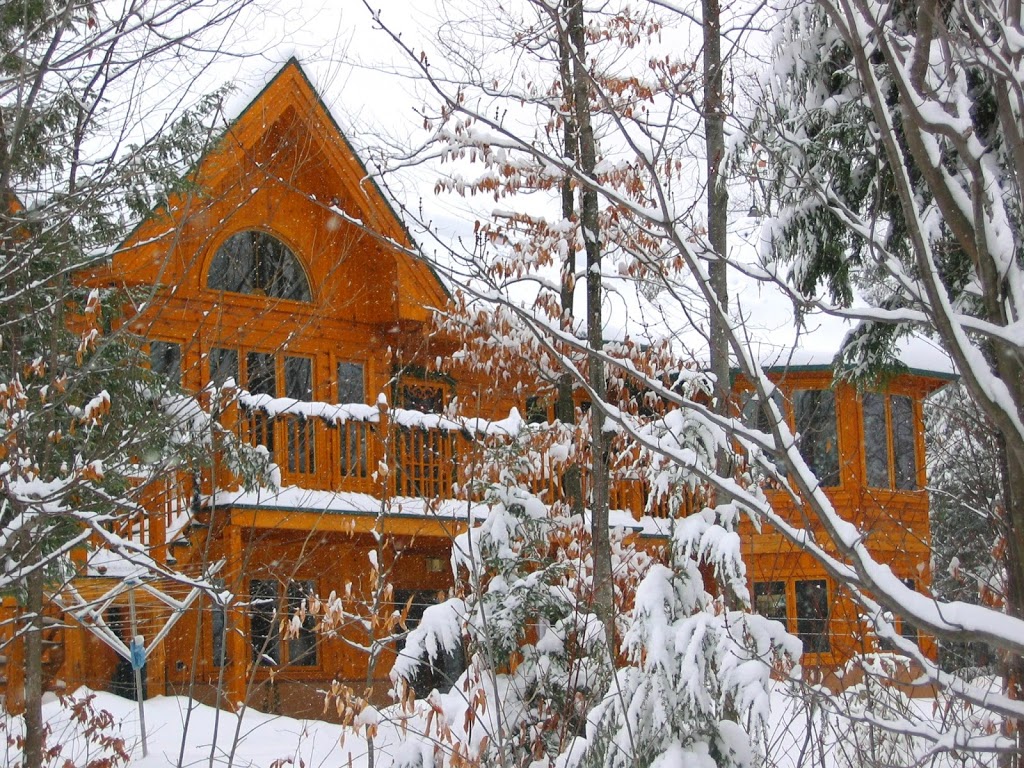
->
[207,230,311,301]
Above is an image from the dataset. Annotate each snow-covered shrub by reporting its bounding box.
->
[390,424,654,767]
[560,507,799,768]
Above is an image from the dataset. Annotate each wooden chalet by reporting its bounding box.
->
[0,59,951,717]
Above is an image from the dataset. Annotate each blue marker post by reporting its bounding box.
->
[127,588,148,757]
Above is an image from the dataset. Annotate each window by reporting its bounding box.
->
[892,397,916,489]
[246,352,277,452]
[337,361,365,404]
[795,579,831,653]
[249,579,318,667]
[250,579,280,666]
[246,352,276,396]
[338,362,368,478]
[209,347,239,387]
[754,581,788,623]
[394,380,454,496]
[235,352,316,473]
[149,340,181,387]
[525,396,548,425]
[863,393,917,490]
[793,389,840,487]
[863,393,888,487]
[741,390,784,434]
[284,356,314,474]
[212,600,226,668]
[397,380,446,412]
[393,589,439,649]
[286,581,317,667]
[207,230,311,302]
[740,390,786,472]
[394,589,464,696]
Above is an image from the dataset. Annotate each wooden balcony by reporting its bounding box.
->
[87,394,700,567]
[222,393,680,519]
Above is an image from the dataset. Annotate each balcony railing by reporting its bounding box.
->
[220,391,687,521]
[87,395,701,567]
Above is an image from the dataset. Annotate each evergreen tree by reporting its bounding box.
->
[0,2,252,765]
[745,0,1024,759]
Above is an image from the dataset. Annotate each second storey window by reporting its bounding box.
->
[207,230,312,302]
[228,351,315,474]
[209,347,239,387]
[337,361,365,404]
[149,340,181,387]
[284,357,314,474]
[337,361,368,479]
[863,393,917,490]
[394,378,453,497]
[246,352,276,397]
[740,390,784,435]
[793,389,840,487]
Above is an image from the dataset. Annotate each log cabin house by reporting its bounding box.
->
[0,59,952,717]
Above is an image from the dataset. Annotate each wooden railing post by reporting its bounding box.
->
[215,383,241,493]
[5,598,25,714]
[377,396,394,499]
[149,478,167,565]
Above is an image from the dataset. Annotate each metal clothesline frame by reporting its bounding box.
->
[48,560,225,757]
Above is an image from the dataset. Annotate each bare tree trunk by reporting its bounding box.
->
[565,0,614,651]
[557,21,584,519]
[703,0,730,455]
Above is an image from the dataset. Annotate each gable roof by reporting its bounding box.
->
[116,57,448,324]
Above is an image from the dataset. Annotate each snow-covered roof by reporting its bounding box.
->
[751,333,957,379]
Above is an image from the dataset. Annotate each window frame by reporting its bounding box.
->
[792,388,841,488]
[206,229,312,303]
[149,339,182,388]
[861,391,919,491]
[247,578,320,670]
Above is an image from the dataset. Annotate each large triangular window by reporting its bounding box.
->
[207,230,311,301]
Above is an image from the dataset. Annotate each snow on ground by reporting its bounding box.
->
[5,679,1000,768]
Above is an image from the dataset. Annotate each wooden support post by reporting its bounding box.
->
[2,597,24,715]
[225,523,247,710]
[61,618,85,698]
[377,396,394,500]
